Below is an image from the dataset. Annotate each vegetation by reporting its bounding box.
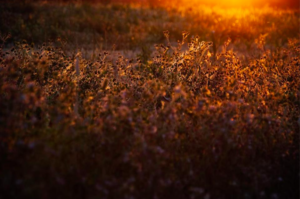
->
[0,1,299,199]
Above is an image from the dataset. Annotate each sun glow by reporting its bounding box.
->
[177,0,282,8]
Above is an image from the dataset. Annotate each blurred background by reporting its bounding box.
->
[2,0,300,8]
[1,0,299,54]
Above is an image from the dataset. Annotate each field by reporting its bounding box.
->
[0,1,299,199]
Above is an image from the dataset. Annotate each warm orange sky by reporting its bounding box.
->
[117,0,300,8]
[167,0,300,8]
[19,0,300,8]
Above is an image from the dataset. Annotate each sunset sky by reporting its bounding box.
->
[111,0,300,8]
[191,0,299,7]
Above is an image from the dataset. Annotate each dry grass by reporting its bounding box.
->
[0,2,299,199]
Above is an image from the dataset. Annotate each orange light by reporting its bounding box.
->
[178,0,271,8]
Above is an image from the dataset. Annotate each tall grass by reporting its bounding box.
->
[0,2,299,199]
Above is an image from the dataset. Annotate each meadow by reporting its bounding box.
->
[0,1,299,199]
